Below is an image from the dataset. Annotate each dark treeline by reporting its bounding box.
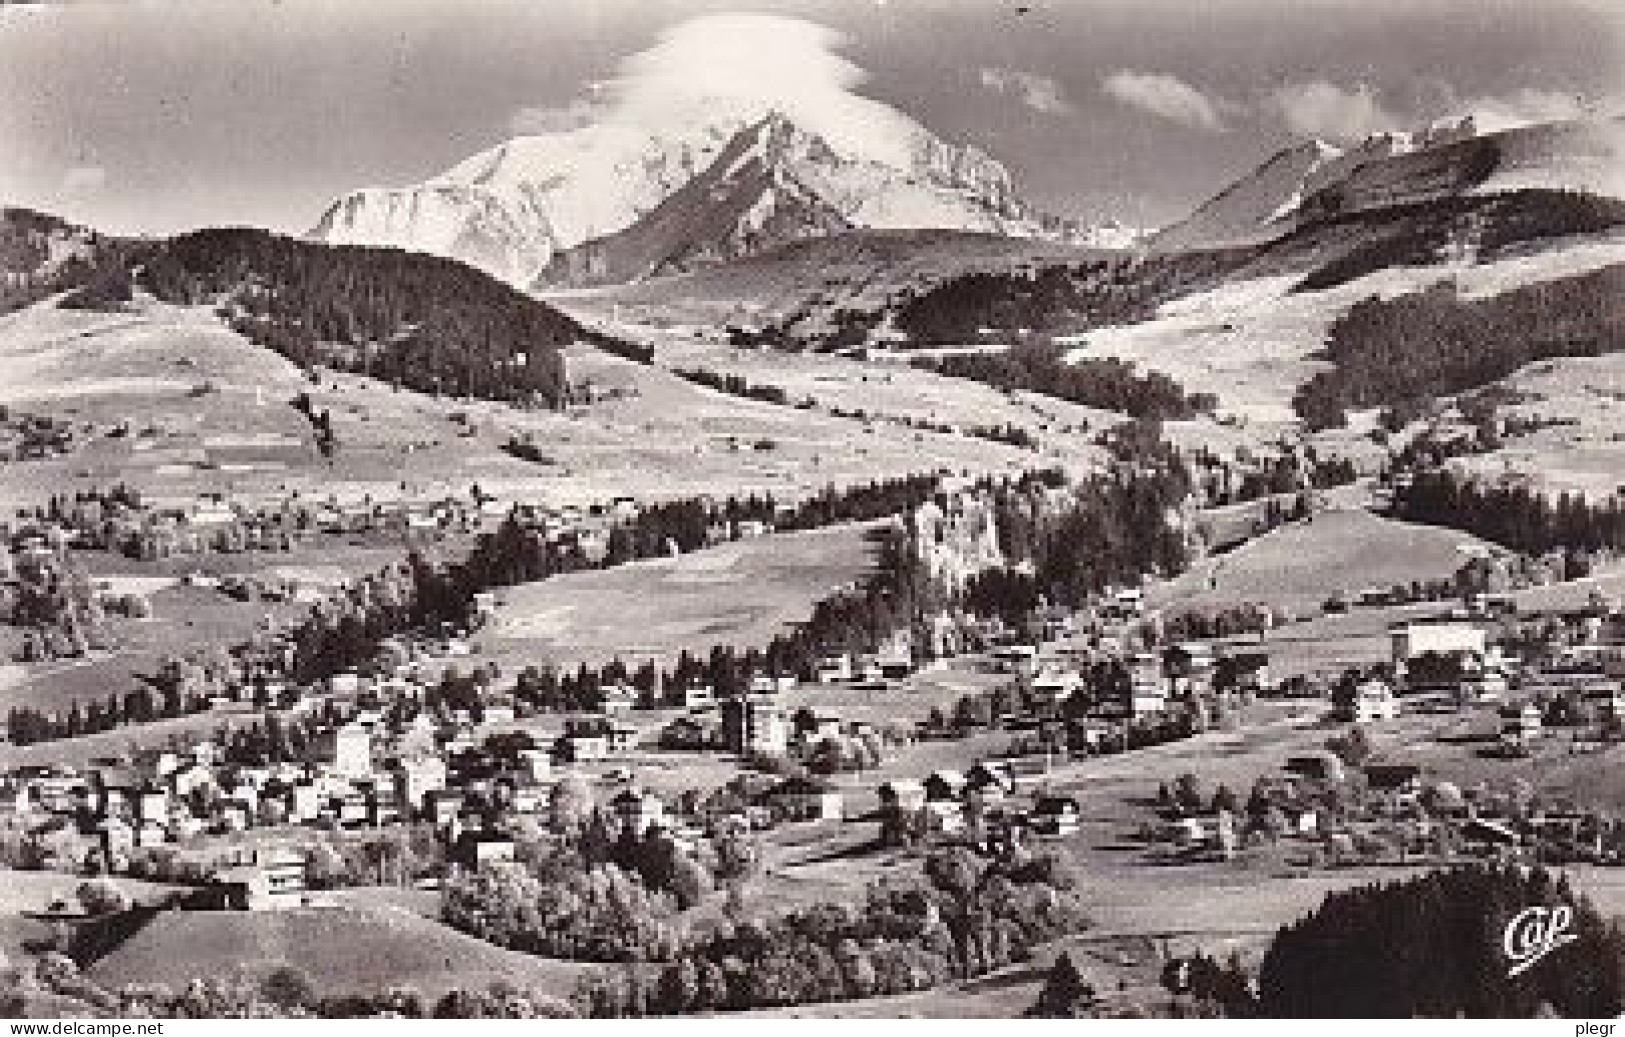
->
[6,685,210,747]
[914,344,1216,421]
[139,228,574,408]
[1294,263,1625,429]
[673,367,795,407]
[892,251,1241,346]
[1392,468,1625,555]
[1257,865,1625,1017]
[1293,189,1625,294]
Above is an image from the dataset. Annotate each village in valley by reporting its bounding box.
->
[2,0,1624,1022]
[7,441,1625,1016]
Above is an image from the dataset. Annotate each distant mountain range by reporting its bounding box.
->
[309,95,1140,288]
[1151,115,1624,251]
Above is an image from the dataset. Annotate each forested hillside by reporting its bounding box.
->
[0,207,137,314]
[140,228,575,407]
[913,344,1215,420]
[893,252,1239,345]
[1293,263,1625,428]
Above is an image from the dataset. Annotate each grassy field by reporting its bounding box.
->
[1064,232,1625,424]
[0,583,308,716]
[0,298,1041,516]
[474,522,881,671]
[86,903,597,1000]
[1151,507,1495,616]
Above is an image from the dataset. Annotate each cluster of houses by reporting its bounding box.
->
[1332,609,1625,753]
[0,409,81,463]
[10,487,515,565]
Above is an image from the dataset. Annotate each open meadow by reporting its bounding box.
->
[474,522,882,671]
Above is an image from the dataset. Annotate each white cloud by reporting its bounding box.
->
[978,66,1073,116]
[1457,87,1612,132]
[1268,81,1400,141]
[509,13,923,166]
[1102,70,1226,131]
[509,97,607,135]
[59,165,107,197]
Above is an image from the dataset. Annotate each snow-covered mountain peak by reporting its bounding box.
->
[311,89,1052,286]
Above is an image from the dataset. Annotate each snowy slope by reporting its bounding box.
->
[536,112,1047,286]
[1150,115,1619,252]
[310,108,749,286]
[311,89,1052,286]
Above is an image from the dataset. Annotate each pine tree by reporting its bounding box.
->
[1028,952,1095,1017]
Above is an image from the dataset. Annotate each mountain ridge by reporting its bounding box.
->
[310,96,1073,286]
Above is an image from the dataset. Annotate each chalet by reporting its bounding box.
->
[768,776,844,822]
[926,800,966,834]
[389,755,447,816]
[798,711,844,742]
[990,644,1038,676]
[660,714,716,751]
[1219,649,1272,693]
[877,779,927,813]
[425,789,464,828]
[876,652,914,680]
[681,685,717,711]
[1347,680,1400,723]
[95,817,134,863]
[722,695,789,756]
[510,786,543,815]
[610,788,666,835]
[134,786,171,828]
[214,848,306,910]
[169,762,218,799]
[483,702,517,726]
[217,800,252,833]
[1499,702,1543,746]
[599,683,639,715]
[923,770,968,803]
[288,781,322,823]
[966,761,1016,800]
[1584,681,1625,723]
[1463,817,1522,851]
[1029,795,1082,836]
[516,748,552,784]
[1364,764,1424,798]
[1284,753,1346,785]
[1029,667,1080,708]
[814,654,853,684]
[607,722,640,754]
[452,830,518,871]
[559,717,613,762]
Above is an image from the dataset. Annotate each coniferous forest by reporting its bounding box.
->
[140,228,576,407]
[913,343,1216,421]
[1392,468,1625,555]
[1294,263,1625,429]
[1257,865,1625,1017]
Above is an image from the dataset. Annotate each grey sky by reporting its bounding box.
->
[1,0,1619,236]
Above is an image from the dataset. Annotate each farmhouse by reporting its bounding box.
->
[768,776,844,822]
[1029,795,1082,836]
[878,779,927,813]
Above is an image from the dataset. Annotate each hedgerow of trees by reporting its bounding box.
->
[914,343,1216,421]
